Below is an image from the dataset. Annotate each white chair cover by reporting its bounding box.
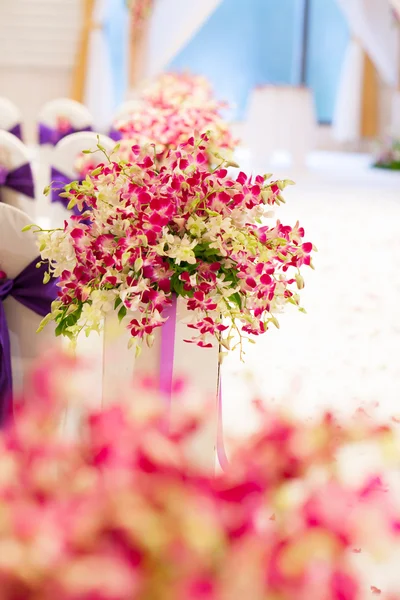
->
[244,85,317,168]
[0,130,36,218]
[0,97,21,134]
[35,99,95,226]
[48,131,115,227]
[111,100,142,124]
[0,204,57,400]
[38,98,93,133]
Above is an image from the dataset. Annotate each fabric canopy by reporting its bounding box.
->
[145,0,223,78]
[84,0,128,130]
[333,0,399,142]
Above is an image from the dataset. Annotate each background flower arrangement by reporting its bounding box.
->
[374,138,400,170]
[0,356,399,599]
[35,135,313,355]
[114,72,238,167]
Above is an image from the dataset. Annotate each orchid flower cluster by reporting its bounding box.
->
[74,152,100,179]
[114,73,238,167]
[141,72,216,108]
[36,136,313,354]
[374,138,400,170]
[1,356,400,599]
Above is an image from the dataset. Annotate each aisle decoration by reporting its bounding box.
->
[38,116,92,147]
[114,72,238,167]
[141,72,216,108]
[34,136,313,358]
[374,138,400,170]
[0,260,57,424]
[0,356,400,598]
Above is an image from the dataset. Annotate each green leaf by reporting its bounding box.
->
[229,292,242,309]
[118,305,127,323]
[114,297,122,310]
[36,312,54,333]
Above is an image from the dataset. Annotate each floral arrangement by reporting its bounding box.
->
[114,72,238,167]
[73,152,102,179]
[374,138,400,170]
[115,102,238,167]
[141,72,216,108]
[35,136,313,355]
[1,356,400,598]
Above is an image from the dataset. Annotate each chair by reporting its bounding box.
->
[0,130,36,218]
[108,100,142,140]
[0,204,58,420]
[48,131,115,227]
[37,98,93,146]
[0,97,23,140]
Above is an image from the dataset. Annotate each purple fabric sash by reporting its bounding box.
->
[217,372,229,471]
[38,123,92,146]
[109,128,122,142]
[159,295,177,416]
[0,258,58,425]
[8,123,23,140]
[0,163,35,199]
[50,167,83,215]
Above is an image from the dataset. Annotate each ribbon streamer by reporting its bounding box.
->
[0,163,35,200]
[159,294,177,415]
[216,357,229,471]
[0,258,58,425]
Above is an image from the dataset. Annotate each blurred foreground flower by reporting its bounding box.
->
[0,355,400,598]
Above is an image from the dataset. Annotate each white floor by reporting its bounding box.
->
[222,151,400,437]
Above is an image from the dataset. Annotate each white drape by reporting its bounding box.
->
[390,0,400,19]
[84,0,115,131]
[333,0,399,142]
[145,0,223,79]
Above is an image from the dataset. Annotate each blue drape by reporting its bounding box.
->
[104,0,129,110]
[169,0,349,123]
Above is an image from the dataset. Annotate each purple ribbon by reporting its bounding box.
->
[109,127,122,142]
[159,295,177,414]
[0,162,35,200]
[217,370,229,471]
[50,167,83,215]
[0,258,58,425]
[8,123,23,140]
[38,123,92,146]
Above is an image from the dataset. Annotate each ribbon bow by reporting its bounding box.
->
[38,123,92,146]
[0,258,58,424]
[0,163,35,200]
[8,123,23,140]
[108,127,122,142]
